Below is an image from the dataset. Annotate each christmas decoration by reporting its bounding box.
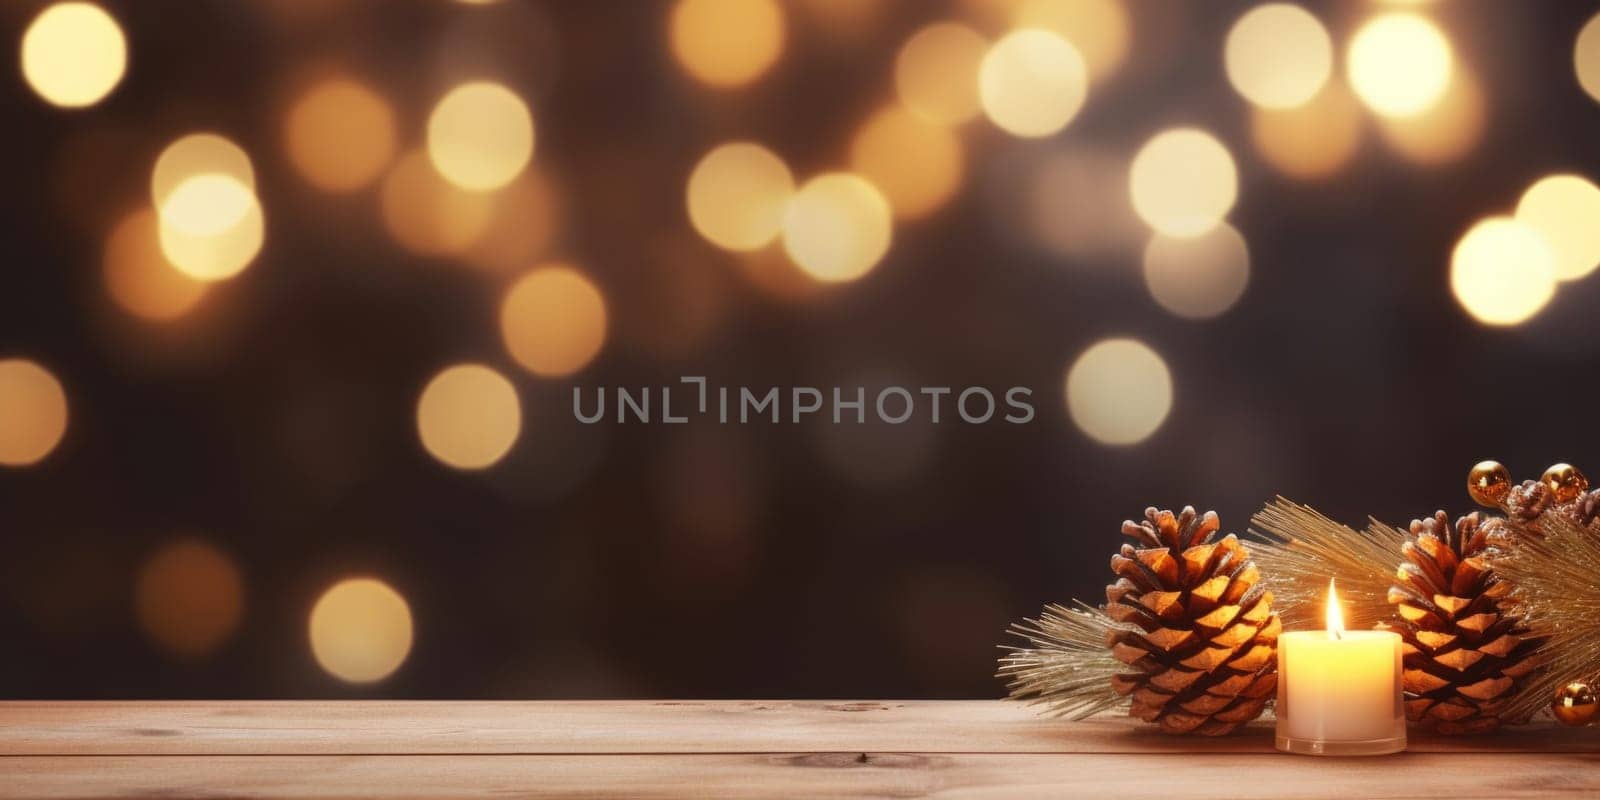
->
[1377,511,1540,734]
[1249,498,1404,632]
[1552,681,1598,727]
[1488,490,1600,724]
[1002,507,1280,735]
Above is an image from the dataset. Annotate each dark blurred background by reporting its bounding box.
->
[4,0,1600,699]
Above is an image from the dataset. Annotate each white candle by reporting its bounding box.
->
[1275,580,1406,756]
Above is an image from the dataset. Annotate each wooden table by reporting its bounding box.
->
[0,700,1595,798]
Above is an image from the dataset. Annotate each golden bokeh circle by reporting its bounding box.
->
[1579,13,1600,104]
[1013,0,1129,83]
[669,0,785,89]
[1142,223,1250,320]
[781,173,893,283]
[1250,82,1363,180]
[1065,338,1173,446]
[1449,217,1556,327]
[849,106,965,220]
[978,29,1089,138]
[427,81,535,192]
[1129,128,1238,238]
[285,77,398,192]
[500,266,609,378]
[895,22,988,125]
[20,2,127,108]
[686,142,794,251]
[381,150,496,256]
[1347,13,1453,118]
[103,208,207,321]
[151,133,256,210]
[0,358,69,467]
[1224,4,1333,109]
[309,578,414,684]
[136,539,244,659]
[416,363,522,470]
[1516,174,1600,282]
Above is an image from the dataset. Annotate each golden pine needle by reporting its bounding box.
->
[998,601,1128,719]
[1248,497,1406,631]
[1490,512,1600,721]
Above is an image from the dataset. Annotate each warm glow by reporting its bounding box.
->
[103,208,206,321]
[1579,13,1600,104]
[136,539,243,659]
[669,0,785,89]
[1065,338,1172,446]
[848,106,964,220]
[468,170,563,273]
[1450,217,1557,327]
[1143,223,1250,320]
[416,363,522,470]
[1013,0,1129,83]
[285,77,398,192]
[1347,13,1453,118]
[895,22,988,125]
[381,150,495,256]
[1516,175,1600,282]
[781,173,893,283]
[0,359,69,467]
[151,133,255,210]
[1028,147,1144,261]
[686,142,795,251]
[1325,578,1344,638]
[1129,128,1238,238]
[1224,4,1333,109]
[157,178,264,282]
[427,81,535,191]
[159,174,255,237]
[20,2,126,108]
[500,265,608,377]
[309,578,413,683]
[1250,82,1363,180]
[978,29,1088,138]
[1377,64,1484,166]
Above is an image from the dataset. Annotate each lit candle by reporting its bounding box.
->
[1275,579,1406,755]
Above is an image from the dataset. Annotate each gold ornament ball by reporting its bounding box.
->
[1554,681,1598,726]
[1541,463,1589,504]
[1467,460,1511,507]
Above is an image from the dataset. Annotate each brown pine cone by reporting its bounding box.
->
[1504,480,1554,525]
[1104,506,1280,735]
[1380,511,1540,734]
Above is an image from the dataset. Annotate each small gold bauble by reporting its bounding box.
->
[1541,463,1590,504]
[1467,460,1511,507]
[1553,681,1598,726]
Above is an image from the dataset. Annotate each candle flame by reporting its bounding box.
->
[1326,578,1344,640]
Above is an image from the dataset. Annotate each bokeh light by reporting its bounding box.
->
[500,265,608,377]
[309,577,413,683]
[381,149,495,256]
[781,173,893,283]
[1450,217,1556,327]
[157,178,265,282]
[1142,223,1250,320]
[151,133,255,209]
[1250,82,1363,180]
[848,106,964,220]
[686,143,794,251]
[1065,338,1173,446]
[467,170,563,273]
[1516,175,1600,282]
[895,22,988,125]
[1224,4,1332,109]
[1376,64,1485,166]
[416,363,522,470]
[669,0,785,89]
[285,77,398,192]
[1129,128,1238,238]
[0,359,69,467]
[427,81,535,191]
[103,208,207,321]
[1347,13,1453,118]
[1579,13,1600,104]
[978,29,1088,138]
[135,539,243,659]
[159,174,255,237]
[1013,0,1130,83]
[20,2,126,108]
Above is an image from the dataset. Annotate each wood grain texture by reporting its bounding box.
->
[0,700,1593,756]
[2,753,1599,800]
[0,701,1596,799]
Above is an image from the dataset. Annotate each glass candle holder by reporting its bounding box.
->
[1275,629,1406,756]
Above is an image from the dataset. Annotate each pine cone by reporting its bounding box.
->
[1380,511,1540,734]
[1504,480,1600,532]
[1104,507,1280,735]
